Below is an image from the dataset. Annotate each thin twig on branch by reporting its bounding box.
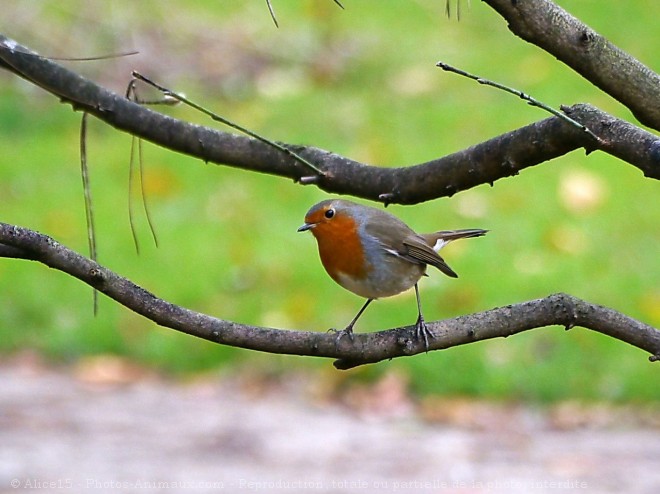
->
[0,34,658,207]
[130,71,325,177]
[1,223,659,369]
[482,0,660,131]
[436,62,602,143]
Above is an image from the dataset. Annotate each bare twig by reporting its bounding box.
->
[265,0,280,28]
[79,113,98,314]
[34,51,139,62]
[131,71,326,178]
[1,223,659,369]
[127,136,141,253]
[445,0,470,20]
[436,62,602,143]
[126,135,160,253]
[125,80,159,253]
[266,0,344,27]
[482,0,660,130]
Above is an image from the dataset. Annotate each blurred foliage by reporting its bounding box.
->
[0,0,658,402]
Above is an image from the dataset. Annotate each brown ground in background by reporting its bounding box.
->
[1,354,659,494]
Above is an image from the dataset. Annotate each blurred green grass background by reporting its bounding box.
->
[0,1,658,401]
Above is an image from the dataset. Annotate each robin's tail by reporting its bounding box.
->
[422,228,488,252]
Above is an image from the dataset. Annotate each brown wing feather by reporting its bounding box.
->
[363,208,486,279]
[402,236,458,277]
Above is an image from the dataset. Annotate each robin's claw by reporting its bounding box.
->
[328,326,355,345]
[415,315,434,352]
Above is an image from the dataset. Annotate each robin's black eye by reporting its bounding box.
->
[324,208,335,219]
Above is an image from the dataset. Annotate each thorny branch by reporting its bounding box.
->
[1,223,659,369]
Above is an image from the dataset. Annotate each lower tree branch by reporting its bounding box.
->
[2,223,659,369]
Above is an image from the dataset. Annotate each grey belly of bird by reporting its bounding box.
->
[338,254,426,299]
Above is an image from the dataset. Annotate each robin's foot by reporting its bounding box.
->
[415,315,434,352]
[327,326,355,345]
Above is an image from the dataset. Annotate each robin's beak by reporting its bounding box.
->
[297,222,314,232]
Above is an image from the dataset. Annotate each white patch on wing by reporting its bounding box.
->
[383,247,403,258]
[433,239,449,252]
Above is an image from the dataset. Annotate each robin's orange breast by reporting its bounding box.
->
[310,215,372,285]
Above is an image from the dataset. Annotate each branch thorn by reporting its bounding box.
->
[379,192,397,206]
[298,175,322,185]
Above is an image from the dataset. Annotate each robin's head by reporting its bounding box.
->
[297,199,360,238]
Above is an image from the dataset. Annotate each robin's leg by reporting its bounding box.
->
[414,283,434,351]
[329,298,373,343]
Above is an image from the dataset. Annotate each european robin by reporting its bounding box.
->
[298,199,487,348]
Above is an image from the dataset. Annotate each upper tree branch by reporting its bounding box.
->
[1,223,659,369]
[483,0,660,131]
[0,34,658,207]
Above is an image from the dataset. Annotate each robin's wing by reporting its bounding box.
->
[401,235,458,278]
[364,214,459,278]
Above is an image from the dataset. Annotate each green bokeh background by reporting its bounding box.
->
[0,1,658,401]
